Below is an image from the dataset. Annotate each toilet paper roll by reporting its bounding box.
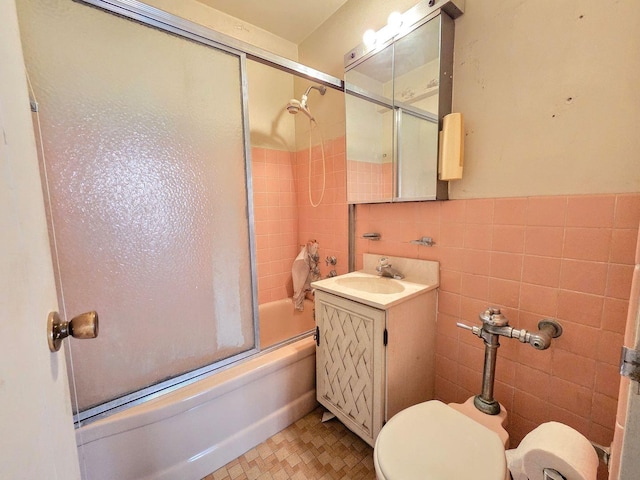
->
[505,422,598,480]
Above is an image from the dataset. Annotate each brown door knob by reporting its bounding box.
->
[48,311,99,352]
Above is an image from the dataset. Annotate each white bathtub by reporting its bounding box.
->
[75,299,317,480]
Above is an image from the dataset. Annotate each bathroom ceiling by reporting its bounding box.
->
[196,0,349,44]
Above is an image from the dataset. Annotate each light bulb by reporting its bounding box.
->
[387,12,403,31]
[362,29,377,48]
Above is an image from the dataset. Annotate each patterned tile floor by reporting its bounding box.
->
[202,407,376,480]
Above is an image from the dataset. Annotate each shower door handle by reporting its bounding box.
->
[47,311,99,352]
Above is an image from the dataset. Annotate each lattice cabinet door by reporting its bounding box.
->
[315,291,386,446]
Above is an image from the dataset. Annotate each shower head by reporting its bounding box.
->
[286,98,314,120]
[286,84,327,120]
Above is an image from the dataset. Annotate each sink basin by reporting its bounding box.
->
[335,276,405,294]
[311,256,438,309]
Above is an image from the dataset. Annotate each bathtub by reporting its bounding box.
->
[75,299,317,480]
[259,297,316,348]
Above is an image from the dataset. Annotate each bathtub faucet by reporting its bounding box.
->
[376,257,404,279]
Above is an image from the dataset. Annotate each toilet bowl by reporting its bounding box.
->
[374,400,509,480]
[374,398,599,480]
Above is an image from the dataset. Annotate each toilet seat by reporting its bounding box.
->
[374,400,507,480]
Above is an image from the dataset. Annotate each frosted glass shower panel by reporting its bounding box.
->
[17,0,255,411]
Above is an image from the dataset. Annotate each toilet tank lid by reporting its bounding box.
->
[374,400,506,480]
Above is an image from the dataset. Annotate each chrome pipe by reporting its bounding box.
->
[474,334,501,415]
[458,308,563,415]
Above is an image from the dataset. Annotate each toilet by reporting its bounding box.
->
[374,308,599,480]
[374,398,598,480]
[374,399,510,480]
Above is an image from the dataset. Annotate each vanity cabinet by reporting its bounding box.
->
[314,288,436,446]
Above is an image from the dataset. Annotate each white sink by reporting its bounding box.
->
[335,276,405,294]
[312,268,438,310]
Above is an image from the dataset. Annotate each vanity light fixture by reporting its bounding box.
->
[387,11,403,31]
[362,11,403,49]
[362,29,377,48]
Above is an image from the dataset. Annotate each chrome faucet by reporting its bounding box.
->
[376,257,404,279]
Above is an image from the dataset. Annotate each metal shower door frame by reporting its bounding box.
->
[61,0,343,424]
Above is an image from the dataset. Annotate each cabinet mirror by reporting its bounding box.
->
[345,4,458,203]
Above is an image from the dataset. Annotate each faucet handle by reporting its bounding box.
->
[325,256,337,266]
[456,322,481,337]
[376,257,388,273]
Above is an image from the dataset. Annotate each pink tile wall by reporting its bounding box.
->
[295,137,349,279]
[251,137,349,303]
[251,147,299,303]
[356,193,640,449]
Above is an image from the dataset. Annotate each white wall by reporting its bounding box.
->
[301,0,640,199]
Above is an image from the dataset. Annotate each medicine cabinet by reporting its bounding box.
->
[344,0,463,203]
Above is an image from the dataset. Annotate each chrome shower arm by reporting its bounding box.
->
[303,85,327,97]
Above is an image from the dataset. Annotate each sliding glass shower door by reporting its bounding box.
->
[17,0,257,420]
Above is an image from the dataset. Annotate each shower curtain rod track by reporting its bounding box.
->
[79,0,344,91]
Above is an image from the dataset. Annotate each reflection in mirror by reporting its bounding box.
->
[345,44,394,203]
[397,110,438,199]
[345,95,393,203]
[393,15,440,115]
[394,17,441,201]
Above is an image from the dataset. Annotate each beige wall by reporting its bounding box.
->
[247,61,297,150]
[145,0,298,59]
[301,0,640,199]
[145,0,299,151]
[1,1,80,477]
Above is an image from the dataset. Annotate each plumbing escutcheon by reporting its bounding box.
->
[538,319,563,338]
[527,319,563,350]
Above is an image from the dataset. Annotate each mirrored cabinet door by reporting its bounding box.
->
[394,16,441,201]
[396,109,439,199]
[345,44,394,204]
[345,8,456,204]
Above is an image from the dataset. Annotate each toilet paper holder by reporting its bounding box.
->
[542,468,565,480]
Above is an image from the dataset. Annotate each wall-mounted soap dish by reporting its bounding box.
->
[410,236,435,247]
[363,232,381,240]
